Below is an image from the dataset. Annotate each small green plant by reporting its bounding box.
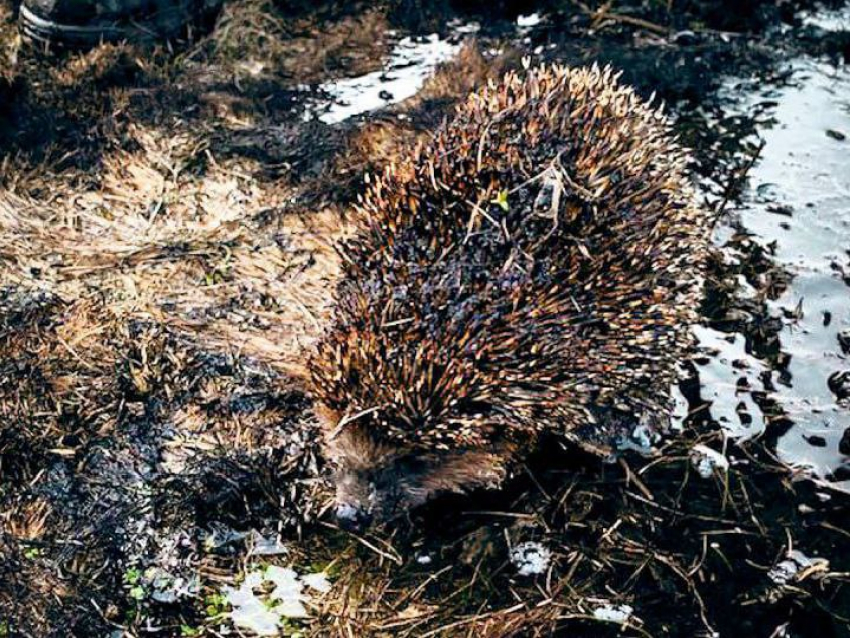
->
[491,189,510,212]
[23,547,40,559]
[204,592,228,618]
[281,620,304,638]
[180,624,199,637]
[124,567,142,585]
[281,619,304,637]
[124,566,146,601]
[203,247,234,286]
[0,620,10,637]
[203,268,225,286]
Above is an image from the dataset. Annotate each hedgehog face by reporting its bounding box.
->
[322,421,508,530]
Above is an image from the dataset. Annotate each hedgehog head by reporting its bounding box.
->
[315,402,511,530]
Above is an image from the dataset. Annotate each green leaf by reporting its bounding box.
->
[491,189,510,212]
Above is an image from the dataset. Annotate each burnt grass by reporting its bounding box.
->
[1,0,850,637]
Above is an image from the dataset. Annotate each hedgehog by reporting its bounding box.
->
[308,63,709,529]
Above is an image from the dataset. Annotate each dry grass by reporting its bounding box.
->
[206,0,391,82]
[0,4,525,634]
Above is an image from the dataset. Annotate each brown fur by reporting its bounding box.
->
[326,424,511,522]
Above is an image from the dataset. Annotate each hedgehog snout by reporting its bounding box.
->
[332,464,411,529]
[334,502,372,532]
[332,468,381,530]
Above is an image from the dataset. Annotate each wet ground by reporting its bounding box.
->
[1,0,850,637]
[701,38,850,488]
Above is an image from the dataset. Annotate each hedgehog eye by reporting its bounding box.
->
[391,454,430,476]
[366,453,433,499]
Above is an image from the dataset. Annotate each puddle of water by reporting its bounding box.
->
[310,27,476,124]
[692,323,769,435]
[800,6,850,31]
[709,41,850,487]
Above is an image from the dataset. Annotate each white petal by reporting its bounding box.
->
[302,572,332,593]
